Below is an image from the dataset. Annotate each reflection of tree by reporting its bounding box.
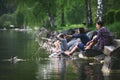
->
[73,59,104,80]
[36,57,60,80]
[59,56,66,80]
[73,60,86,80]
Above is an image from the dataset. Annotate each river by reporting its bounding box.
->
[0,30,119,80]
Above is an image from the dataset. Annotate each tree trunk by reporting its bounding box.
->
[46,3,55,28]
[97,0,103,21]
[47,12,55,27]
[85,0,93,27]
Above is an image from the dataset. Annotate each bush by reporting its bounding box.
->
[109,22,120,38]
[0,14,16,28]
[114,10,120,22]
[106,10,115,24]
[3,21,11,29]
[56,24,86,32]
[16,11,24,28]
[103,14,107,24]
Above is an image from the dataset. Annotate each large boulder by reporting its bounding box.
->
[102,46,120,75]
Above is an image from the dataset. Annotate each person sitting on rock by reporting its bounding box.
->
[84,21,114,57]
[64,27,90,56]
[54,33,68,52]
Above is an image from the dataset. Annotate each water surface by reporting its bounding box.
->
[0,30,120,80]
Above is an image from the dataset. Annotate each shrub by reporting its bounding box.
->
[16,11,24,28]
[3,21,11,29]
[106,10,115,24]
[114,10,120,22]
[103,14,107,24]
[0,14,16,28]
[109,22,120,38]
[57,24,86,32]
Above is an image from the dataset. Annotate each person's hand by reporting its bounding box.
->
[86,41,90,46]
[85,40,93,46]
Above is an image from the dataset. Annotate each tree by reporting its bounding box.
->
[16,11,24,28]
[56,0,66,26]
[97,0,103,21]
[0,0,16,16]
[85,0,93,26]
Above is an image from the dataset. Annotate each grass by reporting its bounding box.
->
[108,22,120,38]
[56,24,88,32]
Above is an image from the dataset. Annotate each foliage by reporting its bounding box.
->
[16,11,24,28]
[55,0,86,28]
[3,21,11,28]
[103,13,107,24]
[0,0,120,30]
[108,22,120,38]
[114,10,120,22]
[66,1,86,24]
[56,24,86,32]
[0,13,16,28]
[0,0,16,16]
[106,10,115,24]
[91,0,97,23]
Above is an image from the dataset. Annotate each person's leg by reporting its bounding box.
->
[67,39,76,48]
[69,44,78,55]
[54,40,60,52]
[64,42,84,55]
[64,44,78,55]
[77,43,85,51]
[67,39,80,49]
[64,43,84,56]
[84,49,103,57]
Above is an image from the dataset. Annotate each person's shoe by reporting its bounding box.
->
[78,53,88,59]
[49,52,58,58]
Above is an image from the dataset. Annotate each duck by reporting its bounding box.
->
[2,56,25,64]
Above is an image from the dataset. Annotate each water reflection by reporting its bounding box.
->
[36,55,71,80]
[36,58,59,80]
[0,30,120,80]
[0,30,38,80]
[59,56,66,80]
[72,59,104,80]
[36,55,104,80]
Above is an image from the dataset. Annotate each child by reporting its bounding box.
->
[49,33,68,57]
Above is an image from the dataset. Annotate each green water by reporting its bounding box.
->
[0,30,120,80]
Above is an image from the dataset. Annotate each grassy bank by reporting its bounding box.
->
[56,24,87,32]
[108,22,120,38]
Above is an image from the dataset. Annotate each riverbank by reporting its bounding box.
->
[35,27,120,76]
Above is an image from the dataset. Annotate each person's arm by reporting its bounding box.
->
[65,34,73,38]
[56,34,63,41]
[94,29,102,41]
[84,41,94,50]
[84,35,97,50]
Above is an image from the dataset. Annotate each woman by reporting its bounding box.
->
[64,27,90,56]
[84,21,113,57]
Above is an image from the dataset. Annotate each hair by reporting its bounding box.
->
[68,28,75,35]
[59,33,64,38]
[78,27,85,34]
[96,21,104,26]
